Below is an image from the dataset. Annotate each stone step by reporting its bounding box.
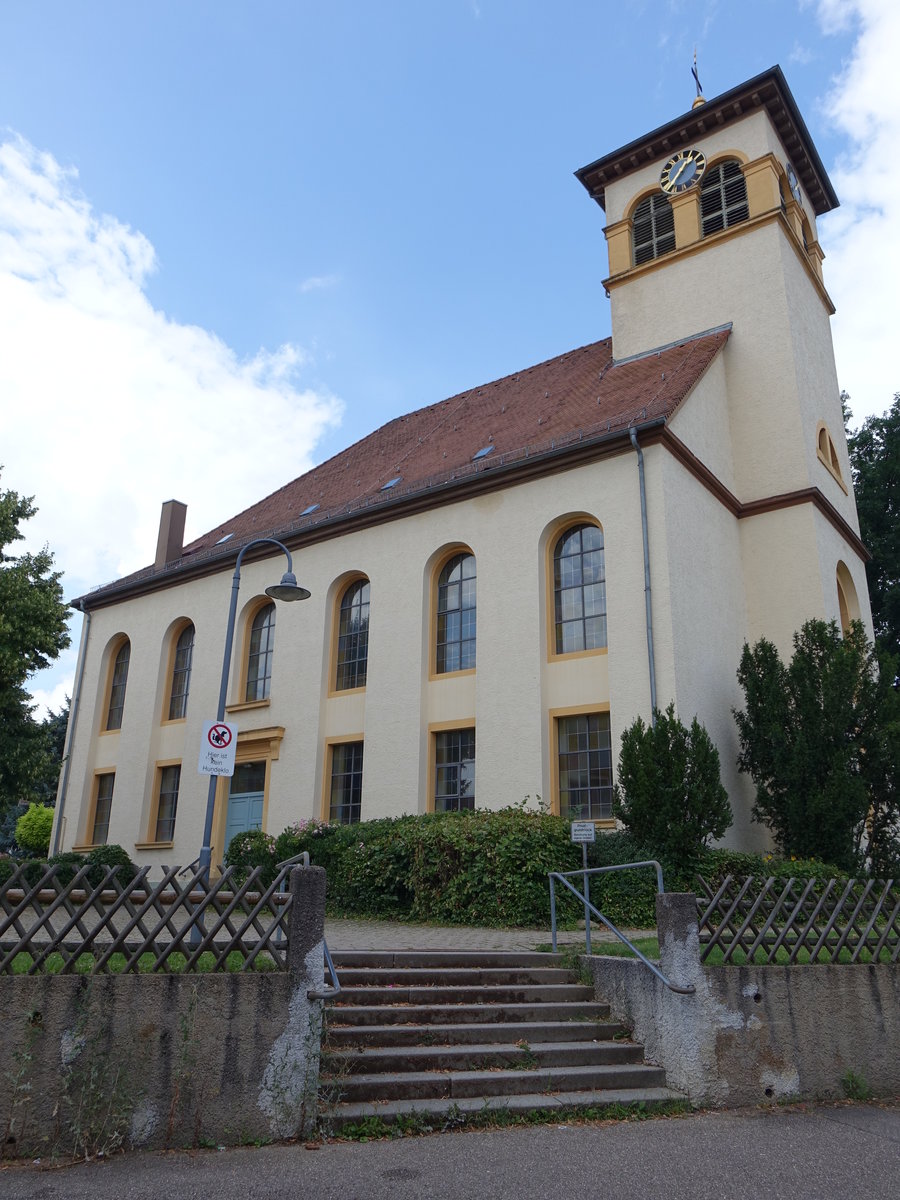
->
[331,950,566,969]
[335,966,576,986]
[333,983,596,1006]
[326,1062,668,1103]
[327,1000,611,1026]
[325,1039,645,1075]
[325,1087,682,1131]
[325,1019,624,1047]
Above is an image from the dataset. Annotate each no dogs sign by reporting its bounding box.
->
[198,720,238,777]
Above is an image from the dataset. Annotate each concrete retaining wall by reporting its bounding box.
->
[584,893,900,1107]
[0,866,326,1157]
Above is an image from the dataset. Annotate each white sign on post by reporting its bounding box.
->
[198,720,238,777]
[570,820,596,844]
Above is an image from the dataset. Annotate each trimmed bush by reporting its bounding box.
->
[14,803,54,857]
[86,844,137,884]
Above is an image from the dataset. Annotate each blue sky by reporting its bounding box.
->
[1,1,898,714]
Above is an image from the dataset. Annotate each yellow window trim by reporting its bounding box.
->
[146,758,183,846]
[327,572,370,698]
[428,543,477,681]
[544,514,606,662]
[160,617,194,725]
[320,733,364,823]
[548,702,615,826]
[427,718,476,815]
[237,596,277,705]
[100,634,130,734]
[81,769,115,849]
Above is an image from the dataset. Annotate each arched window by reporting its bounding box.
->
[836,562,860,634]
[246,603,276,702]
[817,423,845,489]
[700,160,749,237]
[436,553,476,673]
[632,193,675,265]
[168,623,195,720]
[105,639,130,731]
[336,579,370,690]
[553,524,606,654]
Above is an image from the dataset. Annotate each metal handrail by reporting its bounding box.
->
[548,862,695,996]
[308,938,342,1001]
[275,852,341,1000]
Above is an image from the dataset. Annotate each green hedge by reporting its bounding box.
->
[0,845,137,889]
[265,810,854,929]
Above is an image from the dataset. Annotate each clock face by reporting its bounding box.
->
[660,148,707,195]
[786,163,802,205]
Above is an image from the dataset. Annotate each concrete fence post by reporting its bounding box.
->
[656,891,701,981]
[257,865,327,1140]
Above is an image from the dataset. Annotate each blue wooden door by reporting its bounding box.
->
[224,760,266,854]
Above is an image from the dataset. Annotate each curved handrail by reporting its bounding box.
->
[548,864,695,996]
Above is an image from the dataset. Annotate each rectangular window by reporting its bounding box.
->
[329,742,363,824]
[155,764,181,842]
[92,773,115,845]
[434,728,476,812]
[557,712,612,820]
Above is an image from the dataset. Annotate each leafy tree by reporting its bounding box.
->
[612,703,732,872]
[848,394,900,658]
[0,476,70,816]
[734,620,890,873]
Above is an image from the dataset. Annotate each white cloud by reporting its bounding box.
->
[815,0,900,423]
[0,135,343,592]
[0,135,343,714]
[299,273,340,293]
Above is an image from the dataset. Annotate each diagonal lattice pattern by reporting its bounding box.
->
[0,862,294,974]
[696,875,900,965]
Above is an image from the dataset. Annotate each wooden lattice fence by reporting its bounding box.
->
[696,874,900,965]
[0,862,294,975]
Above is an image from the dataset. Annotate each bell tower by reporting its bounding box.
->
[576,65,871,649]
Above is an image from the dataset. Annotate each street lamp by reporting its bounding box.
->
[198,537,310,877]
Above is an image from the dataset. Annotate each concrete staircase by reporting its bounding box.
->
[321,949,678,1130]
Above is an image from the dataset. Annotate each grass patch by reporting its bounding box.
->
[9,949,281,975]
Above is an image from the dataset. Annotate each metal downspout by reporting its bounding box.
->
[51,605,91,855]
[629,427,658,723]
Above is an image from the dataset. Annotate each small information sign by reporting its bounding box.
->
[198,720,237,777]
[570,820,596,844]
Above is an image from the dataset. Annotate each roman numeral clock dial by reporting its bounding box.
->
[660,148,707,195]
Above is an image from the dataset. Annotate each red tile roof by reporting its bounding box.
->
[80,327,729,604]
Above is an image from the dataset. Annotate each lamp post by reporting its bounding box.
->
[198,537,310,878]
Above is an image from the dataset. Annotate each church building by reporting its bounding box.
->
[52,67,872,868]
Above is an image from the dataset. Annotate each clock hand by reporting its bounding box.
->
[669,159,689,186]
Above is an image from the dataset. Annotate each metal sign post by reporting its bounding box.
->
[570,821,596,954]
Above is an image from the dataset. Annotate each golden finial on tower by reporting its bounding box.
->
[691,48,706,108]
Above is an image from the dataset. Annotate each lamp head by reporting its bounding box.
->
[265,571,311,602]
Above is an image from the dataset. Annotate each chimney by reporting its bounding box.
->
[155,500,187,569]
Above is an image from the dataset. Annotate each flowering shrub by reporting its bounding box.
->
[223,829,277,885]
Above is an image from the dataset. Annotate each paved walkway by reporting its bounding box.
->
[324,916,655,951]
[3,1104,898,1200]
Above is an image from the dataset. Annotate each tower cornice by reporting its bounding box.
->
[576,66,838,217]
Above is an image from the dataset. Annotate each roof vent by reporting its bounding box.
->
[301,503,320,516]
[472,445,495,461]
[381,476,402,491]
[215,533,233,545]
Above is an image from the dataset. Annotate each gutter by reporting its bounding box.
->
[629,426,658,722]
[51,604,91,856]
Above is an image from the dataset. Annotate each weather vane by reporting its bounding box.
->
[691,48,705,107]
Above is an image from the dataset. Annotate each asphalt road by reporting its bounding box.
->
[2,1102,898,1200]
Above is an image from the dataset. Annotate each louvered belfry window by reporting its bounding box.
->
[700,160,749,236]
[632,193,675,265]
